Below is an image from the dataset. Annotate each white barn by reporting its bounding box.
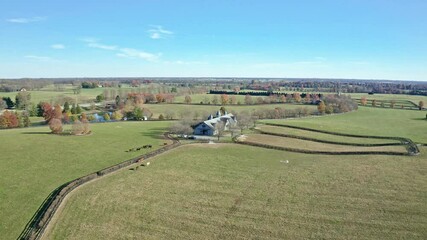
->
[193,111,237,136]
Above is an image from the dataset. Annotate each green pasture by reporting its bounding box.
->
[0,121,171,239]
[144,103,316,119]
[257,125,401,145]
[262,107,427,144]
[175,94,247,104]
[0,89,100,105]
[349,93,426,104]
[242,134,407,153]
[45,144,427,240]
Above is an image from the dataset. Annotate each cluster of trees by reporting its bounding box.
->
[242,79,427,96]
[70,113,91,135]
[198,93,319,106]
[115,93,175,108]
[0,92,31,110]
[0,110,30,129]
[81,82,99,88]
[0,79,50,92]
[209,90,321,99]
[38,103,91,134]
[317,95,358,114]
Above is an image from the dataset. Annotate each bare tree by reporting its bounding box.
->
[236,111,254,133]
[169,119,194,136]
[215,121,225,141]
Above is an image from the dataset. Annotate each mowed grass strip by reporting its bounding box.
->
[0,121,171,240]
[45,144,427,240]
[258,125,401,145]
[243,134,408,154]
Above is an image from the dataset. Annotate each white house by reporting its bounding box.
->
[193,111,237,136]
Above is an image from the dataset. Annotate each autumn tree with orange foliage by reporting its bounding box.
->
[49,118,63,134]
[0,110,19,128]
[317,101,326,114]
[184,95,192,104]
[220,94,229,105]
[41,102,54,123]
[293,93,302,103]
[360,96,367,106]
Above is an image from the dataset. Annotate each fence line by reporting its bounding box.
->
[18,133,180,240]
[235,140,409,156]
[263,123,420,155]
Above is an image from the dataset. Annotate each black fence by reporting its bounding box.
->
[18,134,180,240]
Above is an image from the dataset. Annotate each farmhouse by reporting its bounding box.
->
[193,111,237,136]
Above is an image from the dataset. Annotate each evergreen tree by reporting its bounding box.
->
[2,97,14,109]
[63,101,70,113]
[75,104,82,114]
[71,103,77,114]
[115,95,121,106]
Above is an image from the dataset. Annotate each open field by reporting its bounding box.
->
[262,107,427,144]
[0,89,101,104]
[174,93,247,103]
[257,125,401,145]
[144,103,316,118]
[0,121,171,239]
[241,134,408,154]
[45,144,427,239]
[349,93,427,103]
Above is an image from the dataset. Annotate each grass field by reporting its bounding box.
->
[174,93,247,103]
[45,144,427,239]
[0,121,171,239]
[349,93,427,104]
[144,103,316,119]
[241,134,408,153]
[262,107,427,144]
[0,89,102,105]
[257,125,401,145]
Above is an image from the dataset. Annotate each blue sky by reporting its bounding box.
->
[1,0,426,80]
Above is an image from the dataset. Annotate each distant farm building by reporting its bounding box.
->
[193,111,237,136]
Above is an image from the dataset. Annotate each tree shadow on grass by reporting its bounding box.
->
[21,132,51,135]
[411,118,427,121]
[140,127,169,140]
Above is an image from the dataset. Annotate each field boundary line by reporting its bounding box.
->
[255,129,403,147]
[235,140,409,156]
[263,123,420,155]
[18,133,180,240]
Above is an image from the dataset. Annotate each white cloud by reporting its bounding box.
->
[88,42,117,50]
[24,55,51,61]
[80,37,98,43]
[148,25,173,39]
[51,44,65,49]
[80,38,117,50]
[81,38,161,62]
[6,17,46,23]
[117,48,160,62]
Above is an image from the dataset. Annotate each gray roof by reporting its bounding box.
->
[200,113,235,129]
